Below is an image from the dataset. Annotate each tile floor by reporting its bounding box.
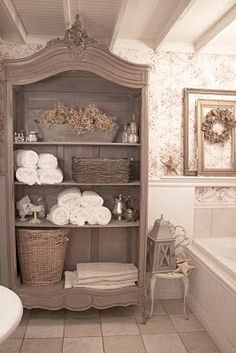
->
[0,299,221,353]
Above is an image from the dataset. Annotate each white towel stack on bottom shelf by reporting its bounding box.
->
[64,262,138,289]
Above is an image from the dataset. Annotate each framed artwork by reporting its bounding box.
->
[183,88,236,176]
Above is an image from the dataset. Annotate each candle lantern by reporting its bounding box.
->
[147,215,176,273]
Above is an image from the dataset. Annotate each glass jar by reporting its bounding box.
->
[122,124,128,143]
[28,131,38,142]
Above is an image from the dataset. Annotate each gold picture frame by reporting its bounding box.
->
[183,88,236,176]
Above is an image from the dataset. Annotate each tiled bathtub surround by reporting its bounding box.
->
[0,300,220,353]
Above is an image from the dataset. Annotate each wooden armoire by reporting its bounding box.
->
[0,16,149,317]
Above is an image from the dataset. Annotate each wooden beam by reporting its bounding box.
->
[62,0,72,29]
[194,3,236,52]
[0,0,27,43]
[154,0,193,50]
[109,0,129,50]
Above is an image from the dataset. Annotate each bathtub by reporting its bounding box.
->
[186,238,236,353]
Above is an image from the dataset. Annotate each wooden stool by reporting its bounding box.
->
[149,272,189,320]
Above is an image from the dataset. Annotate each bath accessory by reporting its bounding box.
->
[27,131,38,142]
[112,194,126,221]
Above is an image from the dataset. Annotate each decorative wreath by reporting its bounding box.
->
[201,107,236,143]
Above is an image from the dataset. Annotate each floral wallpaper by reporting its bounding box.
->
[1,39,236,178]
[195,187,236,204]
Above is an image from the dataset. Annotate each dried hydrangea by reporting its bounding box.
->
[36,103,117,135]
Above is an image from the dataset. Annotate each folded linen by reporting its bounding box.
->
[81,191,103,208]
[57,187,82,211]
[37,153,58,169]
[64,271,136,289]
[76,262,138,280]
[15,167,40,185]
[72,272,138,285]
[38,168,63,184]
[47,204,70,225]
[70,207,90,226]
[87,206,111,225]
[15,149,38,168]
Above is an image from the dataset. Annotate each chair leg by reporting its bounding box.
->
[182,275,189,320]
[149,275,156,318]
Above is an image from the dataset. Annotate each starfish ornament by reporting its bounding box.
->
[175,259,195,276]
[161,156,179,175]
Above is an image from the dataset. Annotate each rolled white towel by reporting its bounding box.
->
[15,149,38,168]
[38,168,63,184]
[15,167,40,185]
[38,153,58,169]
[70,207,90,226]
[87,206,111,225]
[47,204,70,225]
[81,191,104,208]
[57,187,82,211]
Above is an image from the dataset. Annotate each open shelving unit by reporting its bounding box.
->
[0,29,149,315]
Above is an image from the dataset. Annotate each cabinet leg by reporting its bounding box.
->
[182,275,189,320]
[149,275,156,318]
[141,288,149,324]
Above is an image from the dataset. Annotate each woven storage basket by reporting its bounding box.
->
[17,228,69,286]
[72,157,130,183]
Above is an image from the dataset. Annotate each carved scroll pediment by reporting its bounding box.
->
[47,14,105,56]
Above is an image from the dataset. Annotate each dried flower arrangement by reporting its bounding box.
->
[201,107,236,144]
[36,103,117,135]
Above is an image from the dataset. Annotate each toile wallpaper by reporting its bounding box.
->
[1,40,236,182]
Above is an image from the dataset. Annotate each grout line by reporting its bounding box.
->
[133,305,148,353]
[19,308,32,352]
[61,309,66,353]
[99,310,106,353]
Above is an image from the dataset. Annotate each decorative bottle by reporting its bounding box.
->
[36,195,46,219]
[122,124,128,143]
[128,114,139,143]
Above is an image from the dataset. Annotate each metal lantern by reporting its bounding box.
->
[147,215,176,273]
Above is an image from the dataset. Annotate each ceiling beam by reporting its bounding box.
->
[0,0,27,43]
[194,3,236,52]
[153,0,193,50]
[109,0,129,50]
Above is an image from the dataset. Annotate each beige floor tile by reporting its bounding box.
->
[142,333,188,353]
[25,317,64,338]
[65,317,101,337]
[0,339,22,353]
[180,332,221,353]
[103,335,146,353]
[162,299,192,315]
[65,308,99,319]
[63,337,103,353]
[31,309,64,319]
[20,338,62,353]
[170,313,204,333]
[101,316,139,336]
[10,316,29,339]
[100,306,134,317]
[138,315,176,335]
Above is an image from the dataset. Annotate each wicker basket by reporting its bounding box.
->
[72,157,130,183]
[17,228,69,286]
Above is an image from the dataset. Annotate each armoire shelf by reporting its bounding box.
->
[0,21,149,318]
[15,219,140,228]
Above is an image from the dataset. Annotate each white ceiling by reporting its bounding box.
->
[0,0,236,53]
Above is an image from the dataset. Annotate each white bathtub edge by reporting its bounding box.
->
[188,291,235,353]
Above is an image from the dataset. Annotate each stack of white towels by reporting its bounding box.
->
[47,187,112,226]
[65,262,138,289]
[15,150,63,185]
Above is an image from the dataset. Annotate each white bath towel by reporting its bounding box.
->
[81,191,104,208]
[15,167,40,185]
[38,168,63,184]
[57,187,82,211]
[87,206,112,225]
[76,262,138,280]
[64,271,136,289]
[70,207,90,226]
[47,204,70,225]
[73,272,138,285]
[15,149,38,168]
[37,153,58,169]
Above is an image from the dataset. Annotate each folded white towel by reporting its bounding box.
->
[38,153,58,169]
[47,204,70,225]
[70,207,89,226]
[15,149,38,168]
[73,272,138,285]
[81,191,103,208]
[64,271,136,289]
[76,262,138,280]
[87,206,112,225]
[38,168,63,184]
[57,187,82,211]
[15,167,40,185]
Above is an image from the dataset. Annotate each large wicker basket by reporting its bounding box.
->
[72,157,130,183]
[17,228,69,286]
